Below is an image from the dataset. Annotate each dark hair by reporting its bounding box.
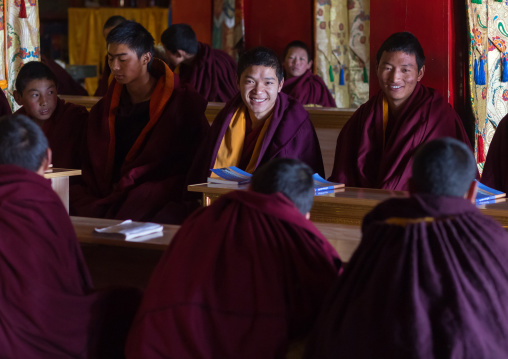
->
[283,40,311,62]
[107,21,154,61]
[15,61,57,94]
[412,137,476,197]
[376,32,425,71]
[161,24,198,55]
[251,158,314,215]
[237,47,284,84]
[0,114,48,172]
[103,15,127,30]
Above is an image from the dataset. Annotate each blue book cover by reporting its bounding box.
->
[476,180,505,204]
[209,167,252,185]
[312,174,345,193]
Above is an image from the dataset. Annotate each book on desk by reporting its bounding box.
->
[476,181,506,204]
[207,166,344,194]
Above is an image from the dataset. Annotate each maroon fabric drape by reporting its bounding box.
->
[41,55,89,96]
[189,92,324,187]
[126,190,341,358]
[15,98,88,169]
[481,114,508,192]
[71,61,209,223]
[0,90,12,116]
[304,193,508,358]
[0,165,140,358]
[178,42,238,102]
[329,83,473,190]
[282,70,336,107]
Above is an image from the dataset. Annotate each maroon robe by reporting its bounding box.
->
[329,83,472,190]
[282,70,336,107]
[126,190,341,358]
[15,98,88,169]
[0,165,140,358]
[70,60,209,223]
[94,55,111,97]
[481,114,508,192]
[0,89,12,116]
[41,55,89,96]
[304,193,508,358]
[178,42,238,102]
[190,92,324,186]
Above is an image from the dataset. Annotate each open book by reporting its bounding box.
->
[208,166,345,193]
[476,180,506,204]
[94,219,163,242]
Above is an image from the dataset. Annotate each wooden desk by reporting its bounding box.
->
[60,95,101,111]
[45,168,82,212]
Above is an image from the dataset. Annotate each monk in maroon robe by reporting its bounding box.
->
[71,21,209,223]
[161,24,238,102]
[329,32,472,190]
[14,61,88,169]
[282,41,336,107]
[126,158,341,358]
[189,47,323,188]
[0,115,140,359]
[481,114,508,192]
[0,89,12,116]
[305,138,508,358]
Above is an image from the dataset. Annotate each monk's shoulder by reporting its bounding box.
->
[279,92,310,124]
[59,101,88,121]
[166,84,207,115]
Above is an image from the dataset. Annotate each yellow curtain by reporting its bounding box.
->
[68,7,168,95]
[0,0,39,111]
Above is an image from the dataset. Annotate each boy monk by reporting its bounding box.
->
[71,21,209,223]
[305,138,508,358]
[190,46,324,185]
[14,61,88,169]
[282,40,336,107]
[0,114,140,358]
[161,23,238,102]
[329,32,472,190]
[126,158,341,358]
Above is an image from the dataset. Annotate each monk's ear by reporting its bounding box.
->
[13,90,22,106]
[306,59,313,71]
[465,180,478,204]
[417,65,425,82]
[278,77,284,92]
[305,212,310,220]
[36,148,52,176]
[142,52,152,65]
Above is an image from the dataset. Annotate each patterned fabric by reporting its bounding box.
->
[67,8,169,96]
[467,1,508,173]
[314,0,370,108]
[212,0,245,60]
[0,0,39,111]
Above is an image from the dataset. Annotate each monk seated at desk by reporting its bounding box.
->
[14,61,88,169]
[480,114,508,192]
[190,46,324,185]
[161,23,238,102]
[304,137,508,358]
[95,15,127,97]
[282,40,337,107]
[329,32,472,190]
[126,158,342,358]
[71,21,209,223]
[0,114,140,358]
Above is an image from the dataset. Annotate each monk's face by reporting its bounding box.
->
[283,47,312,78]
[377,51,425,111]
[15,78,57,122]
[239,65,283,122]
[107,43,151,86]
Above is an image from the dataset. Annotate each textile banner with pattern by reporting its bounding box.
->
[314,0,369,108]
[467,1,508,173]
[68,7,168,96]
[212,0,244,60]
[0,0,39,111]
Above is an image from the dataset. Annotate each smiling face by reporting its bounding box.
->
[107,42,151,86]
[283,47,312,78]
[377,51,425,112]
[15,78,57,122]
[239,65,284,122]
